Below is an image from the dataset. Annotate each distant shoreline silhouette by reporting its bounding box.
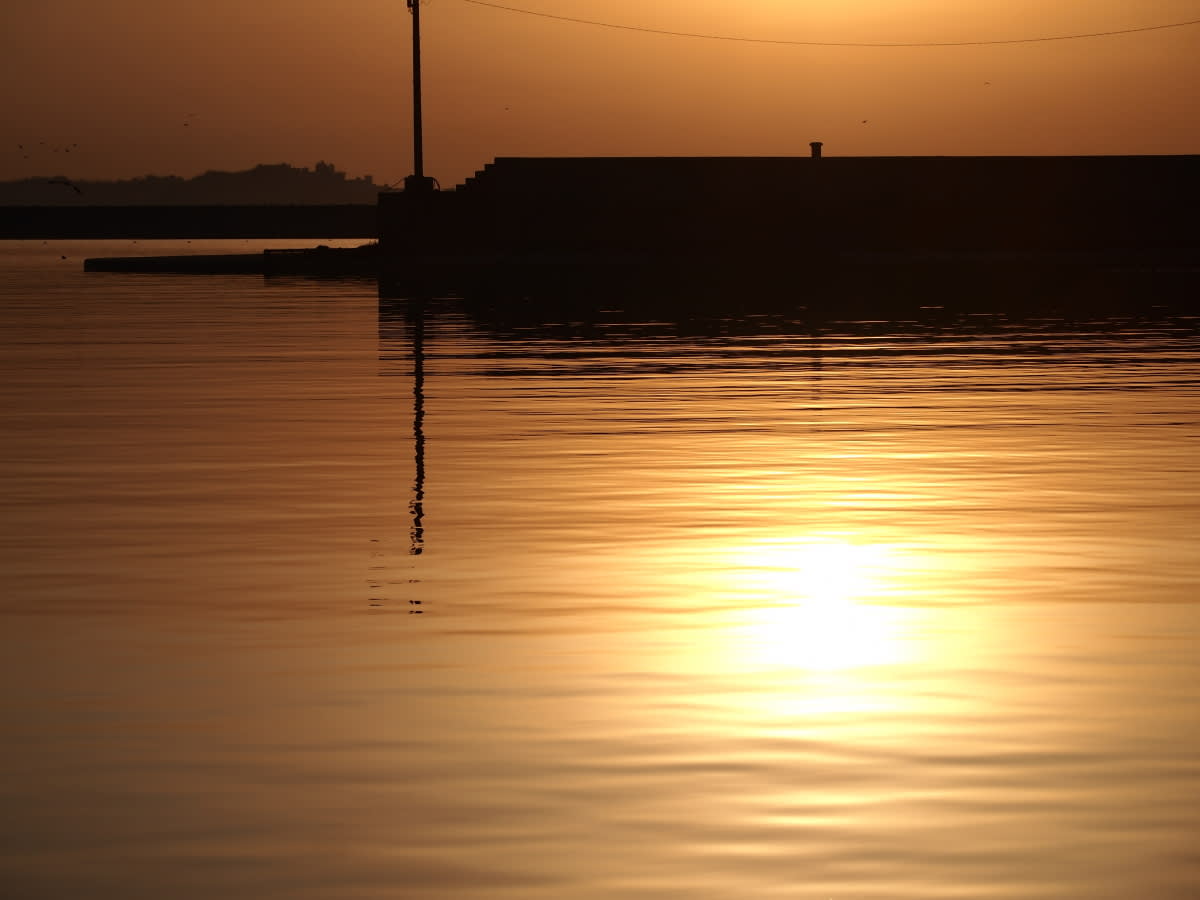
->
[0,161,380,206]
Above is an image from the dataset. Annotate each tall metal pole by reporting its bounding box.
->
[408,0,425,183]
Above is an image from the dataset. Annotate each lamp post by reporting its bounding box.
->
[405,0,435,192]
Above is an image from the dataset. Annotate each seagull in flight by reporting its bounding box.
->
[46,176,82,195]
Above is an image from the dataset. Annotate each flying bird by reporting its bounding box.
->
[46,176,82,195]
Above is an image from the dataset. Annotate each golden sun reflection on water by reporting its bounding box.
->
[721,538,921,675]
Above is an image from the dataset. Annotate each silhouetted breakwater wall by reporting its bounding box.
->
[70,155,1200,315]
[380,155,1200,259]
[0,204,378,239]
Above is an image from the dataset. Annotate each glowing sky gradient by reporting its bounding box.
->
[2,0,1197,187]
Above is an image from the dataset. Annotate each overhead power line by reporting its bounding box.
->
[458,0,1200,48]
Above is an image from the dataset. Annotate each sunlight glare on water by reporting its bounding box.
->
[717,538,915,671]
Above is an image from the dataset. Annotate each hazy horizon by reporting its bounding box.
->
[4,0,1199,190]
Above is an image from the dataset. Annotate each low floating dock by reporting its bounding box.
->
[84,246,383,275]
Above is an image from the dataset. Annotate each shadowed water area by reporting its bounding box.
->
[2,241,1200,899]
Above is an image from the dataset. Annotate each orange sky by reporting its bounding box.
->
[2,0,1197,188]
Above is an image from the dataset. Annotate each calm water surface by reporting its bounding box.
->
[2,241,1200,899]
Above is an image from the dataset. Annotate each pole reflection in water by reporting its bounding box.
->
[408,298,426,556]
[378,295,427,615]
